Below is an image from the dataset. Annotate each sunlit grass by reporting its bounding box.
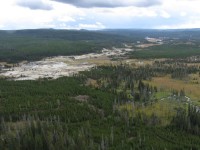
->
[145,75,200,106]
[120,98,185,126]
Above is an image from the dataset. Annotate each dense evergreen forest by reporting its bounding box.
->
[0,59,200,149]
[100,29,200,40]
[1,29,200,62]
[1,29,200,149]
[0,29,129,63]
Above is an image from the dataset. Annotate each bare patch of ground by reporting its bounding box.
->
[73,95,90,102]
[135,43,162,48]
[134,37,163,48]
[0,47,134,80]
[1,61,95,80]
[124,59,166,67]
[145,37,163,43]
[85,78,99,87]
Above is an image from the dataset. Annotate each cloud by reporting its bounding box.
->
[0,0,200,30]
[78,22,105,29]
[52,0,162,8]
[157,18,200,29]
[134,0,162,7]
[160,10,170,18]
[17,0,53,10]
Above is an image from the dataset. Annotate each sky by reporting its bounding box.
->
[0,0,200,30]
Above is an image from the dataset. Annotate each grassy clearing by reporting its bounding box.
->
[84,56,113,66]
[155,91,171,99]
[145,75,200,105]
[120,98,185,126]
[189,73,200,84]
[123,59,155,67]
[130,44,200,59]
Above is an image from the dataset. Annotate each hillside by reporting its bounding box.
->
[0,29,129,63]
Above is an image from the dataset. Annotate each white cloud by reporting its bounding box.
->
[158,19,200,29]
[52,0,162,8]
[16,0,53,10]
[78,22,105,29]
[0,0,200,29]
[180,12,187,17]
[57,16,76,22]
[0,0,83,29]
[160,11,170,18]
[92,7,158,18]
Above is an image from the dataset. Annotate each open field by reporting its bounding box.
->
[120,99,185,126]
[0,47,133,80]
[131,44,200,59]
[145,75,200,105]
[135,43,163,48]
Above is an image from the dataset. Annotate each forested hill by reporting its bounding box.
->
[2,28,200,41]
[0,29,129,41]
[0,29,130,63]
[1,29,200,63]
[99,28,200,40]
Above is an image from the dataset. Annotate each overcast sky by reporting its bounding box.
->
[0,0,200,30]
